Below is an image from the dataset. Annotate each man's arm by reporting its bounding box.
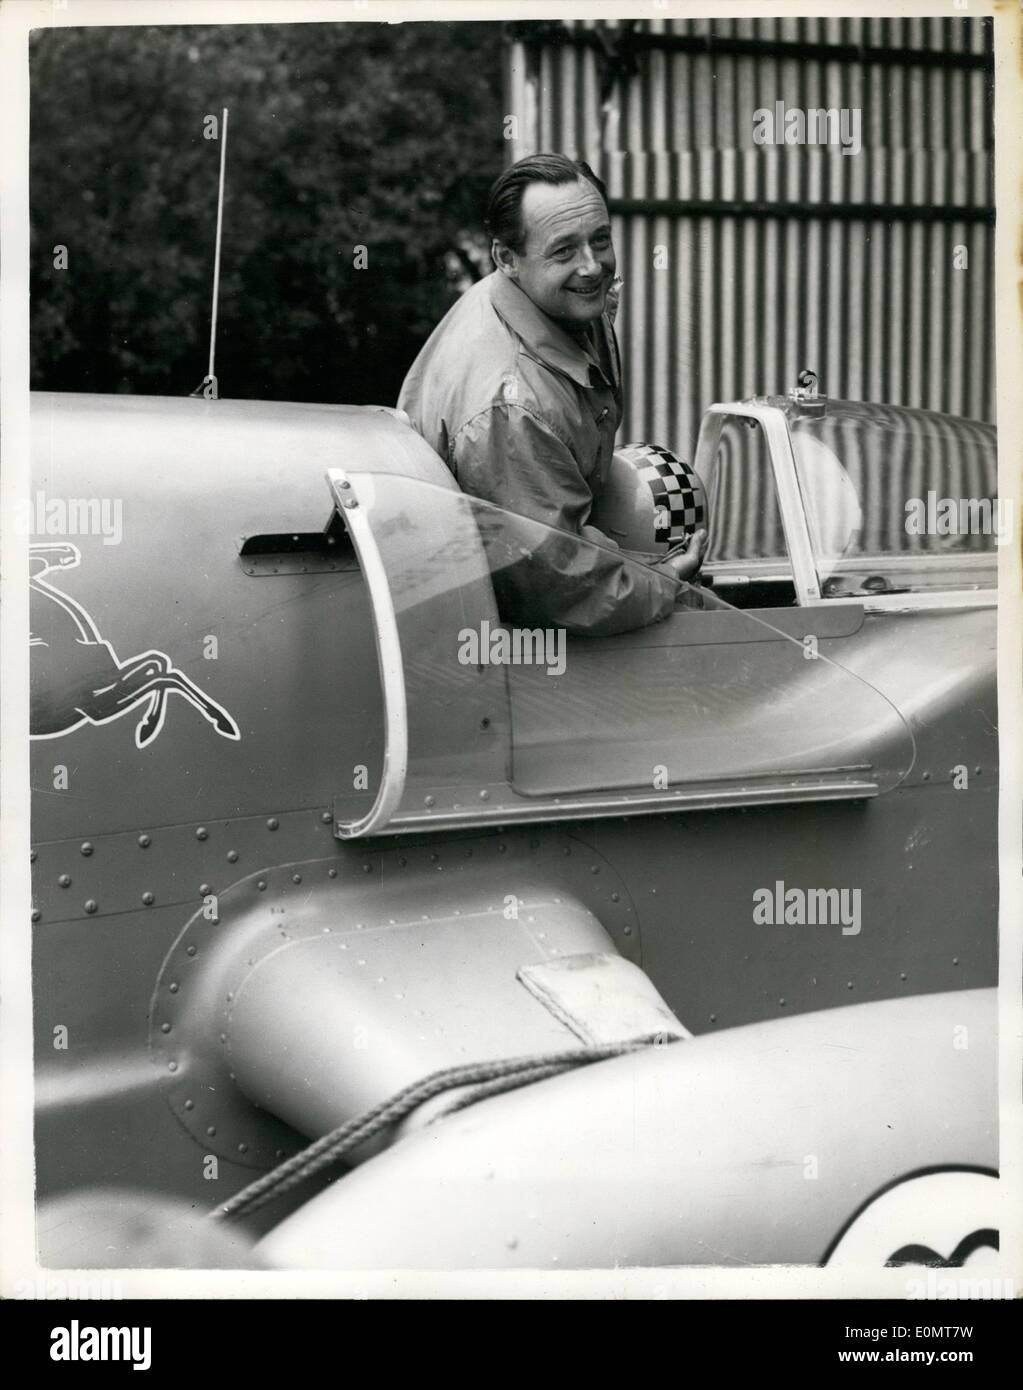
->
[452,401,681,637]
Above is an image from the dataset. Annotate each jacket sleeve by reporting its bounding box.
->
[450,401,679,637]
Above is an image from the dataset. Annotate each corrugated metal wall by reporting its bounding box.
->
[505,16,994,460]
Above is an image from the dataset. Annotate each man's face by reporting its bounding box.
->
[497,178,616,327]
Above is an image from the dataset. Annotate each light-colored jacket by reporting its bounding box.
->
[397,271,677,636]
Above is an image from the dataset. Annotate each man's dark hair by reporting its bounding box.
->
[486,154,608,254]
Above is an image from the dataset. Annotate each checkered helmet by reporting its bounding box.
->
[591,442,708,558]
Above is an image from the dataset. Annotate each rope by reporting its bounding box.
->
[428,1055,611,1120]
[213,1038,664,1222]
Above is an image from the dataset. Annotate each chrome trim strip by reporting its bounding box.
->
[368,776,880,837]
[326,469,409,839]
[826,589,998,613]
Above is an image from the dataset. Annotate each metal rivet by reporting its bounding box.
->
[847,981,854,989]
[590,865,600,874]
[480,789,490,801]
[292,873,302,884]
[184,1099,194,1111]
[58,874,71,888]
[328,868,337,878]
[238,1143,248,1154]
[424,795,435,808]
[138,834,151,848]
[922,771,930,781]
[186,946,197,957]
[267,818,279,831]
[710,1014,717,1023]
[168,1061,178,1072]
[611,892,620,902]
[257,880,267,891]
[196,827,208,841]
[900,972,907,980]
[275,1149,285,1159]
[952,956,960,965]
[169,982,179,993]
[363,863,372,873]
[975,766,982,776]
[142,892,154,906]
[206,1126,217,1137]
[779,998,786,1006]
[30,850,37,863]
[161,1022,171,1034]
[220,1033,227,1043]
[498,843,507,854]
[199,883,211,897]
[226,992,233,1002]
[623,925,633,936]
[31,909,41,923]
[227,850,238,863]
[80,842,93,857]
[84,899,97,914]
[321,811,333,823]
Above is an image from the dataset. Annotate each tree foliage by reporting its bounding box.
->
[30,22,505,404]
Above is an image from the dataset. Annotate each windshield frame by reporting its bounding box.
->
[694,401,822,606]
[697,397,999,612]
[327,462,916,840]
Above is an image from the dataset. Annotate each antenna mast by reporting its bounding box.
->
[206,106,229,387]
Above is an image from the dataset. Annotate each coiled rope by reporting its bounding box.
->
[213,1038,669,1222]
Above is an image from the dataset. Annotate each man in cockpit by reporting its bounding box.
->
[398,153,706,637]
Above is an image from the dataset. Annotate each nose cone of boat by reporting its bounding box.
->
[255,990,996,1271]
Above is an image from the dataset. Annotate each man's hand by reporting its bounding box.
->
[655,529,708,583]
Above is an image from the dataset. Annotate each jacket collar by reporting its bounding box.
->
[488,272,616,392]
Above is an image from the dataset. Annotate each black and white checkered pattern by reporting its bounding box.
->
[626,443,706,546]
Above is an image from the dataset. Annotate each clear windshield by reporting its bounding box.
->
[786,403,998,598]
[330,467,915,835]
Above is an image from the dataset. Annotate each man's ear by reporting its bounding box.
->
[492,239,519,279]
